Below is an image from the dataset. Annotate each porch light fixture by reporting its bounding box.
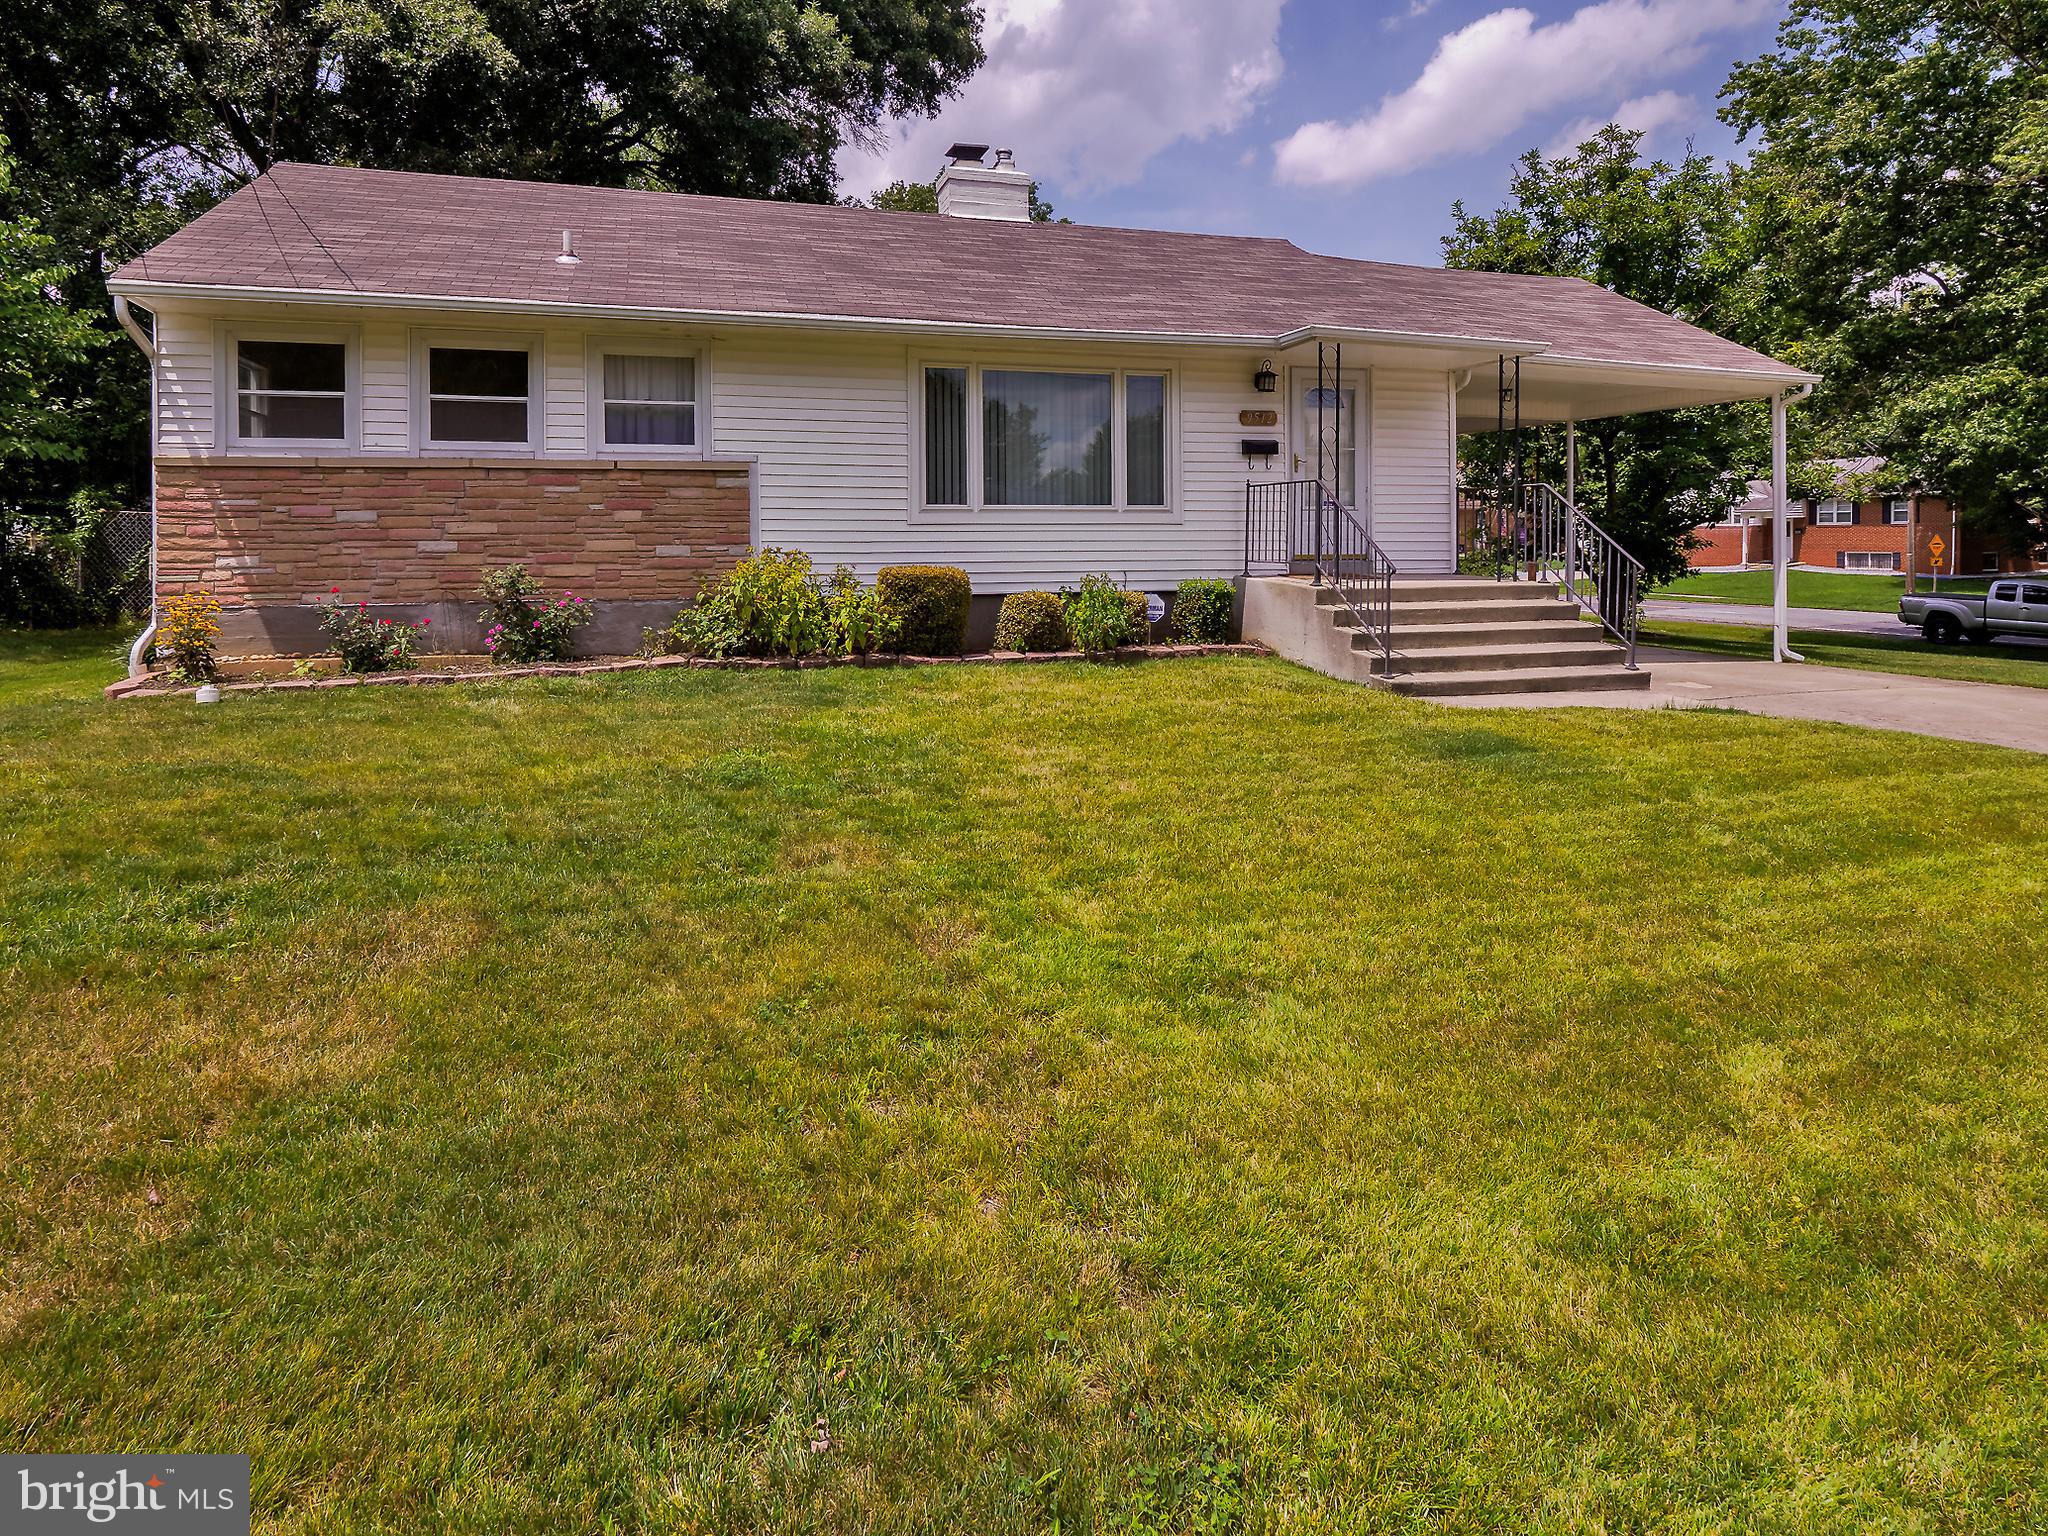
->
[1253,359,1278,393]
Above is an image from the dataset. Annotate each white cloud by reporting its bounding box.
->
[1383,0,1444,33]
[837,0,1287,199]
[1273,0,1770,189]
[1545,89,1696,158]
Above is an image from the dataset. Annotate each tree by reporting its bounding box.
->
[0,0,986,608]
[0,139,103,622]
[1722,0,2048,549]
[865,176,1065,221]
[1443,127,1763,583]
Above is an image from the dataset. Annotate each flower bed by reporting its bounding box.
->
[106,644,1271,700]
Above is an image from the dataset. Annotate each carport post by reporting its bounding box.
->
[1771,389,1806,664]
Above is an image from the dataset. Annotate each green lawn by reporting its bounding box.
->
[1642,618,2048,689]
[4,630,2046,1532]
[1655,568,1995,611]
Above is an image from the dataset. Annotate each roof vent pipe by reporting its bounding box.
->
[555,230,580,265]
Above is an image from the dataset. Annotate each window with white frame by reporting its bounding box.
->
[1838,550,1899,571]
[597,351,696,448]
[1883,496,1912,525]
[921,364,1170,510]
[424,342,533,446]
[233,336,347,443]
[1814,497,1855,526]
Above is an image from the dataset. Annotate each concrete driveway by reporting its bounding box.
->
[1441,644,2048,754]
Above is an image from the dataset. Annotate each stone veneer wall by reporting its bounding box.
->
[155,457,753,653]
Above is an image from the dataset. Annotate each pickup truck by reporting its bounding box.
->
[1900,578,2048,643]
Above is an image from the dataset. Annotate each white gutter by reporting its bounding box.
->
[112,295,159,679]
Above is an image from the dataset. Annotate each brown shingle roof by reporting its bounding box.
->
[112,163,1804,377]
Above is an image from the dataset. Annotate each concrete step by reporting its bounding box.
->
[1370,600,1581,627]
[1369,619,1592,651]
[1317,581,1561,608]
[1368,641,1625,675]
[1385,664,1654,698]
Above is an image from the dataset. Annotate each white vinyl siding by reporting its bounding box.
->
[1369,369,1455,573]
[153,308,216,450]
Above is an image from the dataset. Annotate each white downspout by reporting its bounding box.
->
[1770,383,1815,663]
[112,295,159,678]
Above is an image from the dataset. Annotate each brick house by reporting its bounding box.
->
[108,154,1816,658]
[1691,458,2041,575]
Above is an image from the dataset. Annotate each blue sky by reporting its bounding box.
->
[837,0,1789,268]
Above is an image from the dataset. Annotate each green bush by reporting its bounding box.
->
[877,565,971,655]
[1063,574,1140,655]
[992,591,1070,652]
[644,553,896,660]
[1170,578,1235,643]
[721,547,831,657]
[1121,589,1152,643]
[479,563,592,663]
[823,565,899,656]
[318,592,426,673]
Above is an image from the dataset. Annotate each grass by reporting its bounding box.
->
[4,630,2047,1533]
[1653,568,1995,611]
[1642,617,2048,689]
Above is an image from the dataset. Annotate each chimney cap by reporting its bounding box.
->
[945,142,990,165]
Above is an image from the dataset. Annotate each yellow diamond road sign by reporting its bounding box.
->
[1929,535,1947,562]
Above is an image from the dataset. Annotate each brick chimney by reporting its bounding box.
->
[935,144,1032,222]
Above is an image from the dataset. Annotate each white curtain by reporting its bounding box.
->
[604,355,695,446]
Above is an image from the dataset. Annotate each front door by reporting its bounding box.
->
[1291,369,1362,513]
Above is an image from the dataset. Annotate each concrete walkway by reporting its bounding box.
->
[1439,644,2048,753]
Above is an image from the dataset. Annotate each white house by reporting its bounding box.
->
[108,147,1817,680]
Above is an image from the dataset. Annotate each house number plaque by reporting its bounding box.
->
[1239,409,1279,427]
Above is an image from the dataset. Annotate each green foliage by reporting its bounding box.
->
[317,593,424,673]
[478,563,591,663]
[1445,128,1754,586]
[992,591,1070,652]
[720,547,830,658]
[652,550,895,659]
[1169,579,1234,644]
[822,564,898,657]
[1061,574,1138,655]
[876,565,971,655]
[0,138,106,625]
[1722,0,2048,549]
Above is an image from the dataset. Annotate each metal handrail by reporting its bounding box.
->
[1525,481,1644,667]
[1244,477,1398,668]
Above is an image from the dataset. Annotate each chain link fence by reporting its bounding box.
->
[78,509,153,620]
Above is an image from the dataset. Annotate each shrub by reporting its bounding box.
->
[1171,578,1235,643]
[1122,589,1152,643]
[876,565,970,655]
[992,591,1070,652]
[317,590,426,673]
[823,565,899,656]
[155,591,222,682]
[478,563,592,663]
[642,598,746,660]
[1063,574,1140,655]
[721,547,831,657]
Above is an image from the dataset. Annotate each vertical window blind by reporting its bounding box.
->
[1125,374,1165,507]
[925,367,968,505]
